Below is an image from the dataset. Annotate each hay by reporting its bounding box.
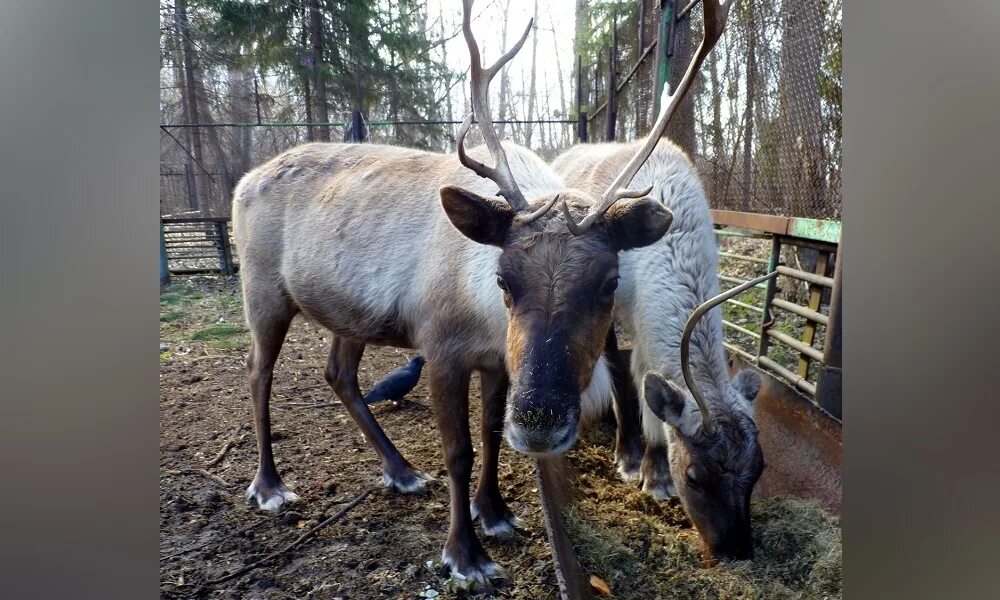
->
[564,440,842,599]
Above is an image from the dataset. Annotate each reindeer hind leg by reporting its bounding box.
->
[243,284,299,512]
[325,336,430,493]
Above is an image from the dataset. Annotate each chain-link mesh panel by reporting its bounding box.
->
[585,0,841,219]
[161,124,317,218]
[160,120,579,218]
[160,0,840,220]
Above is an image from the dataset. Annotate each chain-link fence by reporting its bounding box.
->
[585,0,841,219]
[159,119,579,218]
[160,0,840,220]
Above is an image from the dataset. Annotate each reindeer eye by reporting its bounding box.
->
[685,467,701,490]
[496,275,509,292]
[602,276,620,295]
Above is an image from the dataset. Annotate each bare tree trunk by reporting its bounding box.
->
[300,1,314,142]
[497,0,513,137]
[170,9,198,212]
[742,0,757,212]
[666,9,696,156]
[525,0,539,148]
[192,76,236,211]
[174,0,206,216]
[635,0,658,135]
[709,49,723,202]
[547,8,568,146]
[228,58,252,181]
[777,0,824,216]
[439,2,454,149]
[308,0,330,142]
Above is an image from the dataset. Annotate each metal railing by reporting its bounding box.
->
[161,217,237,276]
[712,209,841,419]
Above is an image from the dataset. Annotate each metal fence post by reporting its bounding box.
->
[160,219,170,287]
[576,55,588,143]
[815,252,842,419]
[184,163,198,212]
[350,109,365,143]
[654,0,675,114]
[215,219,234,276]
[638,0,647,51]
[756,234,782,360]
[796,250,830,377]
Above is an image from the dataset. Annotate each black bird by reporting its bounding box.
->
[364,355,426,405]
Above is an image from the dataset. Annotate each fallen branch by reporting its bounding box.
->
[274,401,337,409]
[207,487,377,586]
[205,423,248,467]
[168,468,232,488]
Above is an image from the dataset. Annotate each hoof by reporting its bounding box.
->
[640,476,678,500]
[471,497,521,538]
[246,477,300,512]
[615,443,643,483]
[639,444,675,499]
[616,458,641,483]
[382,465,431,493]
[441,544,505,591]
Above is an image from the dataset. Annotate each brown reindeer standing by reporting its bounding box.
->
[229,0,727,585]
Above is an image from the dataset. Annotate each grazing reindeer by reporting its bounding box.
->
[231,0,681,584]
[553,0,762,560]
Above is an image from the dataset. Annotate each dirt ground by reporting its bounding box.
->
[160,276,840,599]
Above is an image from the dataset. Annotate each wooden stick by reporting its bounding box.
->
[205,423,248,467]
[273,401,337,409]
[206,487,377,586]
[167,468,231,488]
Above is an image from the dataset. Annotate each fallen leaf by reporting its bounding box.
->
[589,575,611,596]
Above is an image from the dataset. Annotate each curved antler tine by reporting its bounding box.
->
[485,18,534,82]
[517,194,560,225]
[616,184,654,200]
[681,268,777,436]
[560,199,584,236]
[456,113,493,177]
[565,183,657,235]
[570,0,736,236]
[458,0,530,212]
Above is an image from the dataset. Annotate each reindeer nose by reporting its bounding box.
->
[714,542,753,562]
[505,391,578,455]
[711,520,754,561]
[505,418,576,455]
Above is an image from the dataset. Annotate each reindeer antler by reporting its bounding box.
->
[681,269,778,436]
[565,0,738,235]
[457,0,533,213]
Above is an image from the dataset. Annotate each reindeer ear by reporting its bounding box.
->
[731,369,762,404]
[643,371,701,438]
[603,197,673,251]
[440,185,515,247]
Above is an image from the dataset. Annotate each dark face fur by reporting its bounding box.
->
[441,186,673,455]
[644,370,764,560]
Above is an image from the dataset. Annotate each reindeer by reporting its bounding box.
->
[552,0,762,560]
[231,0,684,584]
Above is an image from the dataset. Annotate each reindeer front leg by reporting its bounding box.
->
[605,330,644,481]
[428,362,503,588]
[472,368,521,537]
